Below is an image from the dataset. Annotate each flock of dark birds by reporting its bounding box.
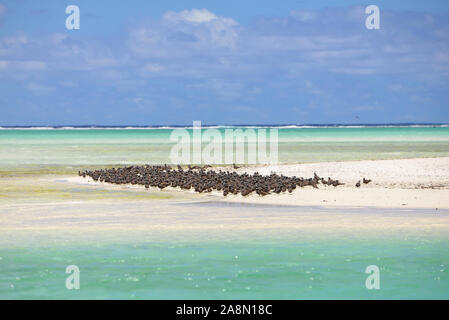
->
[79,165,371,197]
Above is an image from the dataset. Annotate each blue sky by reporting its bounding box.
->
[0,0,448,125]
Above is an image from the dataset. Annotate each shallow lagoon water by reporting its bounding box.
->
[1,127,449,299]
[1,237,448,299]
[1,198,448,299]
[1,127,449,172]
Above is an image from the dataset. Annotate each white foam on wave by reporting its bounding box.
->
[0,124,448,130]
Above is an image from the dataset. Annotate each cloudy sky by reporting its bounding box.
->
[0,0,448,125]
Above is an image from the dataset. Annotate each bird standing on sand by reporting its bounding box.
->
[363,178,372,184]
[356,181,361,188]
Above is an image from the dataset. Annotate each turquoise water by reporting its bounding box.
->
[1,239,448,299]
[1,203,448,299]
[1,127,449,171]
[1,126,448,299]
[1,198,448,299]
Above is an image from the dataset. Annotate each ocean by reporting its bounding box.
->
[1,125,449,173]
[0,125,448,299]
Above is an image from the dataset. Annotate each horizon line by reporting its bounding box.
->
[1,122,449,129]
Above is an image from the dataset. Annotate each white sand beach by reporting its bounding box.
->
[68,157,449,209]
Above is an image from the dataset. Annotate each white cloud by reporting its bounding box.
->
[163,9,217,24]
[290,10,316,22]
[134,8,241,50]
[1,6,448,83]
[85,56,117,69]
[0,60,46,71]
[142,63,164,73]
[27,82,54,93]
[17,60,47,70]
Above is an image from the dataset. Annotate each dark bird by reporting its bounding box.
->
[332,180,344,187]
[356,181,361,188]
[363,178,372,184]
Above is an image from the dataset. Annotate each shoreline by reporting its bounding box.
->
[66,157,449,209]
